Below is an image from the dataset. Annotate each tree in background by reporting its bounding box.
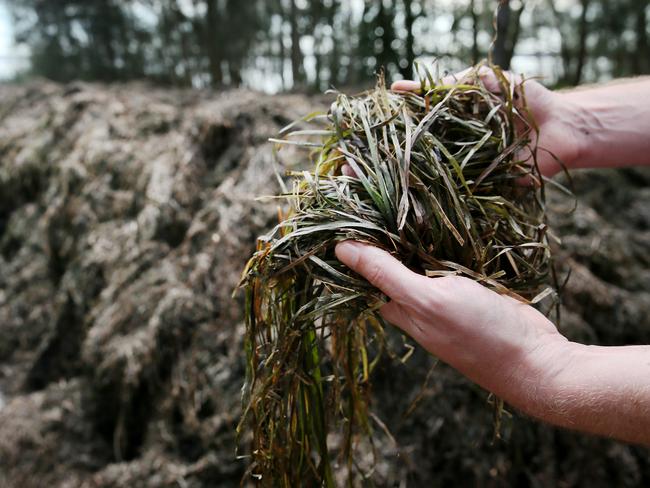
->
[548,0,591,86]
[7,0,650,91]
[492,0,524,70]
[11,0,150,83]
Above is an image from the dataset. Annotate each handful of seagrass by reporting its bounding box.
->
[238,64,553,486]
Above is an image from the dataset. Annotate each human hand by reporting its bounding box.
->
[336,241,650,445]
[335,240,571,419]
[392,67,588,179]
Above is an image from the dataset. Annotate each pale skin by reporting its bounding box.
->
[336,70,650,444]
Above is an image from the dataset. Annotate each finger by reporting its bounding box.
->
[391,80,420,92]
[444,66,527,98]
[392,66,506,93]
[391,68,475,93]
[335,241,425,303]
[535,147,564,179]
[451,66,511,93]
[440,66,474,86]
[379,300,403,324]
[514,145,563,185]
[515,173,540,187]
[341,163,357,177]
[514,146,540,187]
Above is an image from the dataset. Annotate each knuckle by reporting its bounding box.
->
[418,275,471,312]
[411,276,445,312]
[363,259,384,286]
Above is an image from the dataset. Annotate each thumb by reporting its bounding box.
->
[335,241,424,303]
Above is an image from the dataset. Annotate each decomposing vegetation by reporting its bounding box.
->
[238,64,556,486]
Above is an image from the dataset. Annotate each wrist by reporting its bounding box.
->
[558,81,650,171]
[553,91,594,171]
[523,340,613,431]
[514,340,650,444]
[504,332,577,422]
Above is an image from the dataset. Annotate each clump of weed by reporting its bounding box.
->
[238,64,554,486]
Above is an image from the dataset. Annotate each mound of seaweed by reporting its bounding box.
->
[1,81,650,487]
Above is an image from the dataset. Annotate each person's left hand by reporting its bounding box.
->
[391,67,585,180]
[335,240,571,418]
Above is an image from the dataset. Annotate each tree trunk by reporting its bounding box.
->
[547,0,572,84]
[328,0,340,86]
[312,3,323,91]
[573,0,590,85]
[290,0,303,87]
[315,29,322,90]
[505,2,524,68]
[401,0,416,79]
[492,0,523,70]
[492,0,511,68]
[376,0,398,73]
[633,5,649,74]
[470,0,479,64]
[205,0,222,87]
[278,10,287,90]
[94,3,118,81]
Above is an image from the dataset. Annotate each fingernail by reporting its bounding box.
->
[335,241,360,265]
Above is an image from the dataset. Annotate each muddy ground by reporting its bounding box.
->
[0,81,649,487]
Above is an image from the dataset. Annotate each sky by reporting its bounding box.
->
[0,1,29,80]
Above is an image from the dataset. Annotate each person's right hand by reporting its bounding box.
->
[392,67,588,179]
[335,240,650,447]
